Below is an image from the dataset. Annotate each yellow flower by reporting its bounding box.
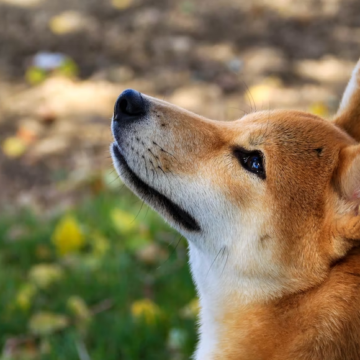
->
[28,263,64,289]
[67,296,91,321]
[91,233,110,257]
[52,215,84,256]
[110,208,137,233]
[29,312,68,336]
[131,299,160,324]
[15,283,37,311]
[180,298,200,319]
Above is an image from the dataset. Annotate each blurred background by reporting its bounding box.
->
[0,0,359,359]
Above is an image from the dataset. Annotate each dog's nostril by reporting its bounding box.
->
[114,89,146,119]
[119,98,129,114]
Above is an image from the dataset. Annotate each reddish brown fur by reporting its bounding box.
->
[213,249,360,360]
[113,60,360,359]
[148,93,360,358]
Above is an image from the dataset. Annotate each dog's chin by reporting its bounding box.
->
[111,142,201,232]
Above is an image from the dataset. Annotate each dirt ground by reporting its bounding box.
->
[1,0,360,212]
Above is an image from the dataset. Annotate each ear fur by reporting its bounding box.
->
[334,59,360,142]
[336,145,360,201]
[333,145,360,241]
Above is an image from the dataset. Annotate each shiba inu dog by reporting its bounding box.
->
[111,59,360,359]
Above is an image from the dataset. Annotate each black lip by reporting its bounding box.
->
[112,143,201,232]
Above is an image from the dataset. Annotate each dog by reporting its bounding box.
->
[111,59,360,359]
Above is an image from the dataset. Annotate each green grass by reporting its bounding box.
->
[0,188,197,360]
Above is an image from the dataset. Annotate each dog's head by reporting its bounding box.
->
[111,60,360,302]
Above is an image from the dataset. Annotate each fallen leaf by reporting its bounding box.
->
[57,58,79,78]
[17,126,37,144]
[30,136,69,158]
[2,136,27,158]
[111,0,133,10]
[49,11,91,35]
[25,66,47,85]
[309,102,329,118]
[0,0,43,8]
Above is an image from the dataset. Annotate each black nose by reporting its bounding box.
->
[114,89,146,120]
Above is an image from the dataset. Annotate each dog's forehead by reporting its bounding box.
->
[233,110,349,149]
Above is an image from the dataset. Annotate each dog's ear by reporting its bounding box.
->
[334,59,360,142]
[333,145,360,241]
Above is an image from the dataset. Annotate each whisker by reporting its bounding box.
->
[157,235,183,269]
[148,149,162,168]
[107,176,122,187]
[108,169,117,176]
[221,247,229,275]
[240,79,256,113]
[132,199,145,223]
[142,157,149,179]
[228,106,248,116]
[143,205,150,219]
[157,165,173,190]
[152,143,178,161]
[206,246,225,276]
[115,183,127,192]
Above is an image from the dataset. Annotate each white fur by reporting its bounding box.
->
[338,60,360,116]
[111,97,289,360]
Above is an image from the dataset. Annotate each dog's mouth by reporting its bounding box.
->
[111,143,201,232]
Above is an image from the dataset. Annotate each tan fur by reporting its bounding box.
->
[111,59,360,359]
[214,249,360,360]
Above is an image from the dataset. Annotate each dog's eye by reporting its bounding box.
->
[247,155,262,172]
[233,148,266,179]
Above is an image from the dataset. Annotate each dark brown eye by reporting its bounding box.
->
[233,148,266,179]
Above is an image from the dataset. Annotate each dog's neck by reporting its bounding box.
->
[188,242,287,360]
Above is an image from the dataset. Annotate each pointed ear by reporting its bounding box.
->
[334,59,360,142]
[333,145,360,241]
[336,145,360,201]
